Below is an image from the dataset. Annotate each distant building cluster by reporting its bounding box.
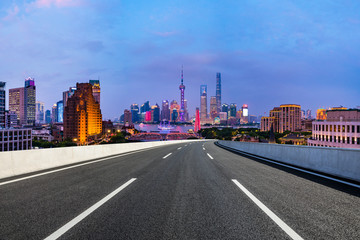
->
[0,69,358,151]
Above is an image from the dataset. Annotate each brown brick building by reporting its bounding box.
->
[64,83,102,144]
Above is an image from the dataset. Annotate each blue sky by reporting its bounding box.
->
[1,0,359,119]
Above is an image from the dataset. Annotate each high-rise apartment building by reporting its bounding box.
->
[0,82,5,128]
[36,101,45,124]
[242,104,249,123]
[210,96,218,120]
[89,80,100,105]
[261,104,301,133]
[5,111,18,128]
[161,100,170,121]
[200,85,207,121]
[216,73,221,113]
[64,83,102,144]
[51,104,57,123]
[24,78,36,125]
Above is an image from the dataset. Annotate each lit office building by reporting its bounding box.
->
[57,100,64,123]
[200,85,207,121]
[242,104,249,123]
[0,82,5,128]
[45,110,51,124]
[210,96,218,120]
[36,101,45,124]
[9,87,24,125]
[221,103,229,116]
[5,111,18,128]
[216,73,221,113]
[161,100,170,121]
[89,80,100,105]
[64,83,102,144]
[229,103,237,118]
[151,104,160,123]
[308,109,360,149]
[131,103,140,123]
[24,78,36,126]
[316,108,327,120]
[63,87,76,107]
[124,109,132,125]
[261,104,301,133]
[170,100,180,122]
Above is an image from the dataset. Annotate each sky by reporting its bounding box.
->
[1,0,359,120]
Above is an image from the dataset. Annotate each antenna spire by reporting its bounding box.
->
[181,65,183,85]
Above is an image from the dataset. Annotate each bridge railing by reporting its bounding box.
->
[217,140,360,182]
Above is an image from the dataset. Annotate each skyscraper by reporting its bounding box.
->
[124,109,132,125]
[161,100,170,121]
[261,104,301,133]
[221,103,229,114]
[45,110,51,124]
[200,85,207,121]
[130,103,139,123]
[89,80,100,105]
[210,96,218,120]
[51,104,57,123]
[9,87,24,125]
[0,82,5,128]
[242,104,249,123]
[24,78,36,125]
[57,100,64,123]
[195,108,200,132]
[179,67,186,122]
[151,104,160,123]
[170,100,180,122]
[229,103,237,117]
[216,72,221,113]
[141,101,150,113]
[64,83,102,144]
[36,101,45,124]
[63,87,76,107]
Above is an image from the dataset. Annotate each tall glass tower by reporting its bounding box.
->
[216,73,221,113]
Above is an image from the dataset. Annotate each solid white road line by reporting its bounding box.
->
[203,147,205,150]
[232,179,303,240]
[44,178,137,240]
[0,148,154,187]
[163,153,172,159]
[207,153,214,159]
[177,147,182,150]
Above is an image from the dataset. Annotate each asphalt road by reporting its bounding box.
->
[0,141,359,240]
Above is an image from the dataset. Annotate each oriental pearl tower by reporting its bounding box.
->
[179,66,186,122]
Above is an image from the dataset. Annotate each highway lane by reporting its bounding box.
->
[0,141,359,239]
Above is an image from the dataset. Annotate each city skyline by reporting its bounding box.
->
[1,0,359,119]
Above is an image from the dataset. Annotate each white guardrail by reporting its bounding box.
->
[0,140,203,180]
[217,140,360,182]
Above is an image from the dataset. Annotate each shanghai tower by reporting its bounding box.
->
[216,72,221,113]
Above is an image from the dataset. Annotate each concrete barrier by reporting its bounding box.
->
[0,140,203,180]
[217,141,360,182]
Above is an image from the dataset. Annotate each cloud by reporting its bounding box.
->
[82,41,104,53]
[30,0,84,8]
[2,5,19,21]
